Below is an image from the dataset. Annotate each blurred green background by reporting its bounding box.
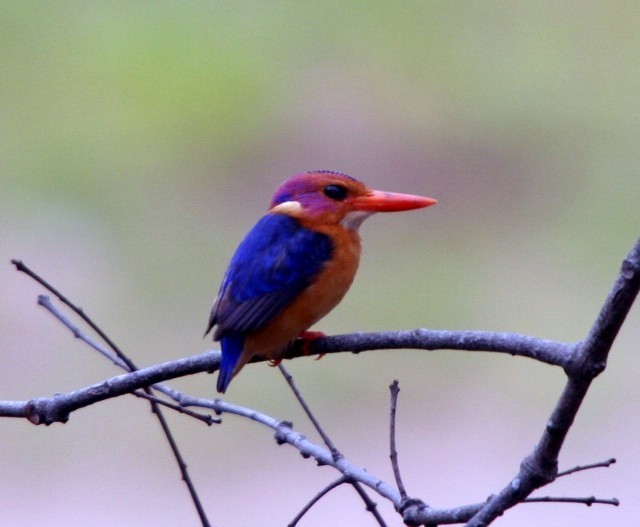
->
[2,2,639,526]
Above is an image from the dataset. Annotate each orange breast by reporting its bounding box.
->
[239,225,361,370]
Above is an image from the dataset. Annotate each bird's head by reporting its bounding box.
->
[268,171,437,230]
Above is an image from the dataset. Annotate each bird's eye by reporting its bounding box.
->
[323,184,348,201]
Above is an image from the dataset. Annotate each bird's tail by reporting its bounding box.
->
[217,334,245,393]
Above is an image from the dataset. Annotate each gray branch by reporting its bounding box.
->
[0,327,573,425]
[2,235,638,525]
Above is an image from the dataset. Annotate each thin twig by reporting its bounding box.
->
[37,295,129,369]
[149,402,212,527]
[288,476,349,527]
[132,391,219,425]
[349,482,388,527]
[12,259,213,527]
[12,259,134,369]
[557,458,617,477]
[524,495,619,506]
[278,364,341,461]
[389,380,408,501]
[277,364,387,526]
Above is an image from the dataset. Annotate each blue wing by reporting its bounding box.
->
[206,213,333,339]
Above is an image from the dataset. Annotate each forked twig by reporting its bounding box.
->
[11,259,213,527]
[278,364,387,527]
[35,294,220,425]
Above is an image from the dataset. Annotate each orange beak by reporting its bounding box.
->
[349,189,437,212]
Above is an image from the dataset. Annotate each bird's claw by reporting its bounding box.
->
[298,330,326,359]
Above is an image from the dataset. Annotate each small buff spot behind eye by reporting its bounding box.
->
[271,201,303,215]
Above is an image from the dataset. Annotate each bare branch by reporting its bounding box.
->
[0,344,628,526]
[36,293,221,425]
[7,235,640,526]
[278,364,386,526]
[292,329,574,368]
[0,351,219,423]
[11,260,214,527]
[577,236,640,371]
[389,380,409,501]
[464,236,640,526]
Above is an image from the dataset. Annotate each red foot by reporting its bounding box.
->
[269,331,328,366]
[298,330,327,360]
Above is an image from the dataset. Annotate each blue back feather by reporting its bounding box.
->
[229,214,332,301]
[208,213,333,337]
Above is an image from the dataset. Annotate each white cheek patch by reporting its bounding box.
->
[271,200,303,215]
[341,210,374,230]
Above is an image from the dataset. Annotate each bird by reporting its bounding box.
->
[205,171,437,393]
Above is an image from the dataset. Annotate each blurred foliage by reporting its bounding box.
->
[1,2,639,526]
